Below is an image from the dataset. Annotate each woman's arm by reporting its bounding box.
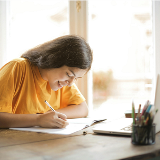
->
[0,112,68,129]
[56,101,88,119]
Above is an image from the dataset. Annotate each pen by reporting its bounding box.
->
[146,104,152,113]
[44,100,68,123]
[141,100,150,117]
[132,101,135,142]
[132,101,135,124]
[137,104,141,124]
[44,100,55,112]
[138,104,141,118]
[144,104,152,119]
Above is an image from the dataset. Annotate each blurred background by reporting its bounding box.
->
[0,0,153,119]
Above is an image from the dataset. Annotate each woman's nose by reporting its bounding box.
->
[66,77,76,86]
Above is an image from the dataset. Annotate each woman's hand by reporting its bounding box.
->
[37,111,69,128]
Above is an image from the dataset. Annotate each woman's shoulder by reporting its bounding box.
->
[10,58,29,64]
[1,58,31,72]
[8,58,31,68]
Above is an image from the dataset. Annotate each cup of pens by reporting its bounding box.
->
[132,123,155,145]
[131,101,157,145]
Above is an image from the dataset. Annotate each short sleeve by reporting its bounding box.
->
[60,83,85,108]
[0,61,24,113]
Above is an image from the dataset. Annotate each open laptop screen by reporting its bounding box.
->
[153,74,160,133]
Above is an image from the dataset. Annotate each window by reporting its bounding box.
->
[88,0,153,119]
[7,0,69,63]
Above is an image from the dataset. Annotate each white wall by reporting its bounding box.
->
[0,1,10,68]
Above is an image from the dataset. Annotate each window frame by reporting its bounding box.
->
[69,1,93,115]
[153,1,160,96]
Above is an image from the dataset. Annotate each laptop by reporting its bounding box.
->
[93,74,160,136]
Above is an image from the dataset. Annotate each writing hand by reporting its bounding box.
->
[37,111,69,128]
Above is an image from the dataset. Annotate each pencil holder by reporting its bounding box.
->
[131,123,155,145]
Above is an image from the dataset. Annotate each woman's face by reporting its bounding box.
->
[39,66,87,91]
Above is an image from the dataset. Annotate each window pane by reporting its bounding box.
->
[88,0,153,119]
[8,0,69,61]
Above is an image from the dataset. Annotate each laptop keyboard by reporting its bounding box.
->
[121,124,132,131]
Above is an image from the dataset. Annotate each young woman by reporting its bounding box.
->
[0,35,93,129]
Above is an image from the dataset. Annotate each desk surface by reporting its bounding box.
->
[1,126,160,160]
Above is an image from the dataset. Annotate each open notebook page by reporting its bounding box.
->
[10,118,106,135]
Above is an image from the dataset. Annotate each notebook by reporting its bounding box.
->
[10,118,106,135]
[93,74,160,136]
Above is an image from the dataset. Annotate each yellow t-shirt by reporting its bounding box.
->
[0,58,85,114]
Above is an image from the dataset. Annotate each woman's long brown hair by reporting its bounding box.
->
[21,35,93,71]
